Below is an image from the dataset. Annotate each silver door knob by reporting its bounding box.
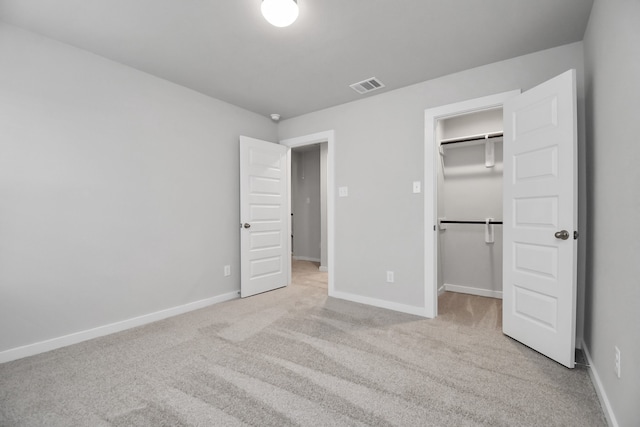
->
[243,223,251,229]
[554,230,569,240]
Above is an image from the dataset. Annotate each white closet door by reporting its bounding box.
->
[502,70,578,368]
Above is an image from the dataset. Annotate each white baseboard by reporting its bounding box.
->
[0,291,239,364]
[444,283,502,299]
[582,341,619,427]
[292,256,321,263]
[438,285,446,296]
[329,290,428,317]
[319,265,328,272]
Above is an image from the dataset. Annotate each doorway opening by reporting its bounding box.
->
[291,144,326,268]
[280,130,335,296]
[424,91,519,319]
[290,143,328,290]
[436,108,504,320]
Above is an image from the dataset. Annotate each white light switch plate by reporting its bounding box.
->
[413,181,421,193]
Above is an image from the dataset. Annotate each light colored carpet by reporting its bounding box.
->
[0,260,606,426]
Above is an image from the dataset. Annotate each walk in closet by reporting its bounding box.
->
[436,108,504,299]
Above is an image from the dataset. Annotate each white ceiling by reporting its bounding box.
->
[0,0,594,119]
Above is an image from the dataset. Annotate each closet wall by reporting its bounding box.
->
[437,109,504,298]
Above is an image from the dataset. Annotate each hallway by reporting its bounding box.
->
[291,258,327,290]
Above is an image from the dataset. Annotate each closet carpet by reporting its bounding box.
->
[0,260,605,426]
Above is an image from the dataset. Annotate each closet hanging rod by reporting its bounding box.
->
[440,131,503,146]
[440,220,503,225]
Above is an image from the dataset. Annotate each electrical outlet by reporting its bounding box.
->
[224,265,231,277]
[386,271,394,283]
[615,346,621,378]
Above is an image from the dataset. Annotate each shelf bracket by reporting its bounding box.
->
[485,138,495,168]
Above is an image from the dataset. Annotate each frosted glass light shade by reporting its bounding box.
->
[261,0,299,27]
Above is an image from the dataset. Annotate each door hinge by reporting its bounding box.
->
[574,230,579,240]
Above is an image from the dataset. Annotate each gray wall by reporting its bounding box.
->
[583,0,640,425]
[279,42,585,311]
[0,24,277,354]
[291,147,321,262]
[438,110,503,297]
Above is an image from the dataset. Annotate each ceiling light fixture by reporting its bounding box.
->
[261,0,299,28]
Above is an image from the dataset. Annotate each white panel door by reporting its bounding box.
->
[503,70,578,368]
[240,136,290,298]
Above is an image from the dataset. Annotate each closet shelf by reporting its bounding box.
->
[439,131,503,167]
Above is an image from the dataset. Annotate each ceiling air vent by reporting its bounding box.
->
[349,77,385,95]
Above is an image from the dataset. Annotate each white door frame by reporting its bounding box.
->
[280,130,335,295]
[424,91,520,318]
